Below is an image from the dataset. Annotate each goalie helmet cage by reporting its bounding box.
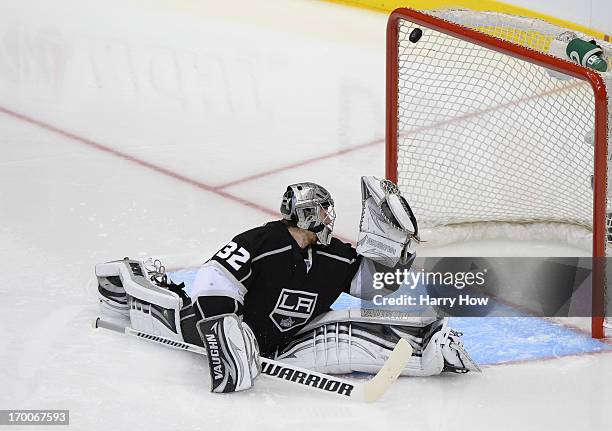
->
[385,8,609,338]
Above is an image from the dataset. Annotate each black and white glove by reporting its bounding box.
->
[357,176,419,267]
[197,313,261,393]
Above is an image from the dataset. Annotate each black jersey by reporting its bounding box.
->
[206,221,361,355]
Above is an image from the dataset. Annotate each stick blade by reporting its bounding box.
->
[362,338,413,403]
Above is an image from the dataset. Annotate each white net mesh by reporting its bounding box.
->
[394,10,610,249]
[431,10,612,59]
[390,9,611,336]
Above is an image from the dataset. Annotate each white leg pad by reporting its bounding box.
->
[95,259,185,341]
[277,316,477,376]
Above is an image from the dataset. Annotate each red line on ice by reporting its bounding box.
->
[0,106,355,242]
[216,138,384,189]
[0,106,278,218]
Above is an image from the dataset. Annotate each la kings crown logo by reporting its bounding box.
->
[269,288,318,332]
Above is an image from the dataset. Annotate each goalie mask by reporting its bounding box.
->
[280,182,335,245]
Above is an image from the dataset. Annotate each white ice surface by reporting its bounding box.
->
[0,1,611,430]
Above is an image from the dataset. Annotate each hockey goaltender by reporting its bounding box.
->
[96,176,479,393]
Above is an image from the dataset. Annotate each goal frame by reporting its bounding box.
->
[385,8,608,338]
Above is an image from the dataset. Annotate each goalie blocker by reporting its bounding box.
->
[196,313,261,393]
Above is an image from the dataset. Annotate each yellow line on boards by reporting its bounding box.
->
[322,0,610,40]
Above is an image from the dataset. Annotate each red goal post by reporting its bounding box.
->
[385,8,609,338]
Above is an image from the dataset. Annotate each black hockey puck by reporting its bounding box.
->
[409,28,422,43]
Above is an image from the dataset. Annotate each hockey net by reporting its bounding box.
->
[386,8,611,338]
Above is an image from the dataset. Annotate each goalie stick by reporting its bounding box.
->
[94,317,412,402]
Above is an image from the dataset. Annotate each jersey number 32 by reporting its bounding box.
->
[216,241,250,271]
